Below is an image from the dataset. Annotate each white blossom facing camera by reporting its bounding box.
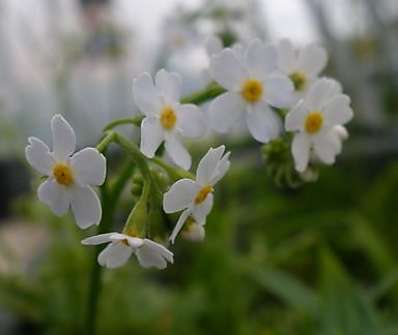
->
[163,145,230,244]
[208,39,294,143]
[285,78,353,172]
[25,115,106,228]
[81,233,174,270]
[133,69,207,170]
[276,39,328,104]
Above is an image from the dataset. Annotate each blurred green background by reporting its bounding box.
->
[1,0,398,334]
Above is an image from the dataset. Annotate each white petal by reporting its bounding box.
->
[231,43,245,61]
[245,40,277,78]
[133,72,162,116]
[263,74,294,108]
[297,44,328,76]
[323,95,353,126]
[70,186,102,229]
[51,114,76,161]
[205,35,223,57]
[196,145,225,185]
[210,48,247,91]
[169,209,191,244]
[210,151,231,185]
[208,92,245,133]
[305,78,341,111]
[155,69,182,103]
[313,133,339,165]
[25,137,54,175]
[292,133,311,172]
[71,148,106,186]
[192,193,213,223]
[285,100,307,131]
[333,125,349,141]
[135,239,174,269]
[246,104,282,143]
[276,39,296,73]
[81,233,125,245]
[38,179,70,216]
[98,242,133,269]
[163,178,199,213]
[164,135,191,170]
[140,117,164,158]
[177,104,207,138]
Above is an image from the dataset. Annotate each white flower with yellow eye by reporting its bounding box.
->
[285,78,353,172]
[163,145,230,244]
[276,39,328,104]
[133,69,207,170]
[82,233,174,270]
[25,115,106,228]
[208,39,294,143]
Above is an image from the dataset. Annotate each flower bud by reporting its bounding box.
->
[181,217,205,242]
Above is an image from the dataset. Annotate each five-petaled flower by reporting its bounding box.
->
[285,78,353,172]
[163,145,230,244]
[133,69,207,170]
[25,114,106,228]
[276,39,328,104]
[208,39,293,143]
[81,233,174,270]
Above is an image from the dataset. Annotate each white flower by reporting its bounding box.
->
[25,114,106,228]
[205,35,223,58]
[285,78,353,172]
[163,145,230,244]
[133,69,207,170]
[276,39,328,104]
[208,39,294,143]
[181,217,206,242]
[81,233,174,270]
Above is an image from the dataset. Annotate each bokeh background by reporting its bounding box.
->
[1,0,398,334]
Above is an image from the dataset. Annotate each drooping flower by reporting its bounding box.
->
[285,78,353,172]
[276,39,328,104]
[133,69,207,170]
[25,115,106,228]
[163,145,230,244]
[81,233,174,270]
[181,216,206,242]
[208,39,294,143]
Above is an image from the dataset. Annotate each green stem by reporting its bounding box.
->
[103,116,143,131]
[151,157,194,181]
[180,82,225,105]
[113,132,162,202]
[85,157,136,335]
[96,131,116,153]
[85,184,112,335]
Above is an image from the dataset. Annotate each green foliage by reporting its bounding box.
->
[2,156,398,334]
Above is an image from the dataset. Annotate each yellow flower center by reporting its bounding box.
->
[241,79,263,103]
[305,112,324,134]
[160,106,177,130]
[52,163,74,186]
[194,185,214,204]
[289,71,307,91]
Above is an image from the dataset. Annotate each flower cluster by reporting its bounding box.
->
[25,36,353,271]
[207,37,353,175]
